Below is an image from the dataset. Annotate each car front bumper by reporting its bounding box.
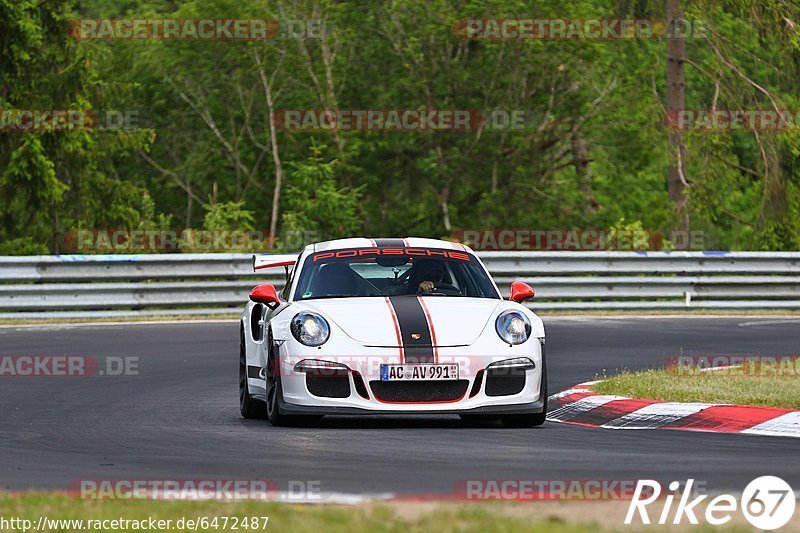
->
[274,340,546,414]
[278,397,546,416]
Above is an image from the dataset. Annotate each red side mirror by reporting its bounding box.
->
[250,283,280,306]
[509,282,535,303]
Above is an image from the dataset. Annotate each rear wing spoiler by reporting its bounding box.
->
[252,254,297,272]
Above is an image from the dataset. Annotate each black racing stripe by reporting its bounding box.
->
[387,296,434,364]
[374,238,405,248]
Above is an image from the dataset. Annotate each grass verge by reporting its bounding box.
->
[0,494,614,533]
[592,360,800,409]
[0,493,767,532]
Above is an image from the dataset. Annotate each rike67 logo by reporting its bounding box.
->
[626,476,795,530]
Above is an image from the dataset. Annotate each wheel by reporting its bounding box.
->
[500,351,548,428]
[265,348,289,425]
[265,336,322,427]
[240,330,266,419]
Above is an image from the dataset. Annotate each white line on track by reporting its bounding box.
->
[545,315,800,321]
[737,319,800,327]
[0,319,236,331]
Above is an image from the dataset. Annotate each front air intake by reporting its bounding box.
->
[369,380,469,402]
[484,367,526,397]
[306,369,351,398]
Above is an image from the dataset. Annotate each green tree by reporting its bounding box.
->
[0,0,156,254]
[280,145,361,244]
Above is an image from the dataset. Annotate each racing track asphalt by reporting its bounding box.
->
[0,317,798,496]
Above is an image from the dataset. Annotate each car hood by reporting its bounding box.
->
[300,296,504,347]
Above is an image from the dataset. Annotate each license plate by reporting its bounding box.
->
[380,363,459,381]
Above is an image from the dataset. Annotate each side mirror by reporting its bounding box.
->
[250,283,280,306]
[509,281,535,303]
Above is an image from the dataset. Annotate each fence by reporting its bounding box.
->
[0,252,798,318]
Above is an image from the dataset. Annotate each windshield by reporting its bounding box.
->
[293,247,499,301]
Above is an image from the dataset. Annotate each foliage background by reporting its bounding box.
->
[1,0,799,253]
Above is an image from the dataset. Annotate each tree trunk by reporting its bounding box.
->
[440,185,452,233]
[571,128,596,217]
[185,179,193,228]
[491,134,506,194]
[260,64,284,247]
[433,140,452,232]
[51,206,60,254]
[666,0,689,231]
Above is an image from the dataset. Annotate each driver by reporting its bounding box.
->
[412,260,446,294]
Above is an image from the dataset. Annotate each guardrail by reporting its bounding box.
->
[0,252,797,318]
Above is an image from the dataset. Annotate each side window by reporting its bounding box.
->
[443,263,461,291]
[250,303,265,341]
[466,264,496,297]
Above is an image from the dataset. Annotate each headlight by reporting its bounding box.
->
[495,311,531,345]
[291,312,330,346]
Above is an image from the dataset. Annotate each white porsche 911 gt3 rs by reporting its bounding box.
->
[239,237,547,427]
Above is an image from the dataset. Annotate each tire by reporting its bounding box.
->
[240,329,266,419]
[265,335,322,427]
[500,351,548,428]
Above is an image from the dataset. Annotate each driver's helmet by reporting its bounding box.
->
[411,259,445,286]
